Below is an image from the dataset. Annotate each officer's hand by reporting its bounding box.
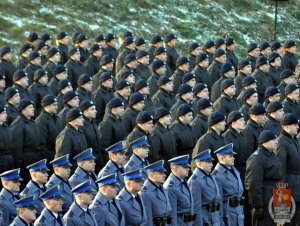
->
[253,208,264,218]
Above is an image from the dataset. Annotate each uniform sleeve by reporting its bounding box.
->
[166,187,178,226]
[276,140,288,181]
[55,132,73,158]
[150,133,162,161]
[139,191,153,226]
[188,179,203,226]
[35,117,48,151]
[99,120,113,152]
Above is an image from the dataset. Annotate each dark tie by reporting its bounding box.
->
[111,200,121,220]
[14,193,21,200]
[56,215,64,226]
[90,173,97,182]
[42,186,46,192]
[182,180,189,190]
[135,195,143,213]
[119,167,125,174]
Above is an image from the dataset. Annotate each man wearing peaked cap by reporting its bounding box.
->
[164,155,194,225]
[84,44,103,76]
[245,42,260,72]
[282,39,298,71]
[0,169,23,225]
[283,83,300,119]
[115,80,131,109]
[46,155,74,214]
[76,74,93,103]
[24,50,42,85]
[139,160,173,226]
[43,47,61,79]
[213,143,244,226]
[56,31,69,65]
[117,169,147,225]
[277,113,300,225]
[21,159,49,216]
[98,141,127,190]
[35,94,62,161]
[172,56,190,94]
[188,149,221,226]
[90,173,125,226]
[235,59,252,95]
[64,180,97,226]
[34,185,65,225]
[5,87,20,125]
[69,148,98,196]
[37,41,48,66]
[10,195,36,226]
[13,69,34,101]
[135,50,152,81]
[164,33,180,74]
[124,136,150,178]
[188,42,202,71]
[148,59,167,98]
[245,130,282,226]
[207,48,227,88]
[0,45,17,87]
[264,101,284,136]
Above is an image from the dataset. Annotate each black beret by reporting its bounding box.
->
[58,79,71,91]
[106,33,116,42]
[136,50,148,59]
[89,44,101,54]
[0,46,12,57]
[95,34,106,42]
[53,65,67,75]
[40,33,51,42]
[72,32,81,44]
[100,55,114,66]
[123,37,134,46]
[282,113,299,125]
[41,95,57,107]
[28,51,41,61]
[176,56,189,67]
[68,47,79,57]
[27,32,40,42]
[5,87,19,100]
[247,43,258,53]
[196,53,209,64]
[66,108,83,122]
[259,41,270,51]
[188,42,200,53]
[151,34,163,44]
[249,103,266,115]
[215,38,225,49]
[213,49,226,58]
[259,130,277,144]
[135,79,149,91]
[115,80,131,90]
[34,69,48,81]
[99,72,113,83]
[13,70,27,81]
[107,97,124,109]
[63,91,78,103]
[136,111,153,124]
[154,107,171,120]
[178,84,193,96]
[56,31,68,40]
[243,88,257,100]
[18,99,34,112]
[265,86,280,98]
[196,99,212,111]
[271,41,282,51]
[165,33,176,42]
[124,54,137,64]
[208,111,225,126]
[221,79,235,91]
[182,73,195,83]
[256,56,269,68]
[280,69,295,80]
[154,46,167,56]
[75,34,88,44]
[285,84,299,96]
[237,59,251,70]
[193,83,208,94]
[266,101,283,113]
[77,74,92,86]
[158,76,172,86]
[129,92,145,106]
[227,111,244,124]
[242,76,257,87]
[0,74,5,80]
[80,100,95,112]
[152,60,166,71]
[135,37,146,46]
[37,41,48,51]
[283,40,296,48]
[119,68,134,80]
[203,40,215,49]
[122,31,134,39]
[221,62,235,74]
[225,37,235,46]
[19,44,32,54]
[176,104,193,117]
[268,52,281,63]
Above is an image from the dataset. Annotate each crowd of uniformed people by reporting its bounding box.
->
[0,30,299,226]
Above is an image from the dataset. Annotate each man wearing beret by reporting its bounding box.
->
[135,50,151,81]
[148,34,163,64]
[226,37,239,71]
[148,59,167,98]
[191,83,210,110]
[48,65,68,96]
[37,42,48,67]
[192,53,211,89]
[35,95,62,161]
[136,79,155,115]
[4,87,20,125]
[12,70,34,101]
[171,104,197,156]
[74,34,90,63]
[153,46,172,77]
[264,101,284,136]
[283,83,300,118]
[245,43,260,72]
[263,86,281,108]
[104,33,118,66]
[239,88,258,122]
[65,47,87,90]
[236,76,257,107]
[277,113,300,225]
[115,80,131,109]
[115,36,136,74]
[77,74,93,102]
[245,130,282,226]
[10,195,36,226]
[202,40,215,66]
[268,52,283,86]
[84,44,103,76]
[172,56,190,94]
[55,108,88,161]
[43,47,61,79]
[56,79,73,113]
[164,33,179,74]
[24,51,42,85]
[277,69,296,100]
[207,49,227,88]
[56,31,69,65]
[282,40,298,71]
[235,59,252,95]
[188,42,202,71]
[16,44,32,70]
[26,32,40,50]
[116,54,138,82]
[182,73,196,88]
[0,46,17,87]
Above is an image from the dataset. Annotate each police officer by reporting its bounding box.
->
[191,83,210,110]
[84,44,102,76]
[21,159,49,216]
[202,40,215,66]
[0,169,22,225]
[278,69,296,100]
[245,130,282,226]
[48,65,68,96]
[77,74,93,102]
[90,174,125,226]
[235,59,252,95]
[135,50,151,80]
[283,84,300,118]
[264,101,284,136]
[136,79,155,115]
[0,45,17,87]
[98,141,127,189]
[58,91,80,128]
[4,87,20,125]
[239,88,258,122]
[237,76,257,107]
[148,60,167,98]
[172,56,190,94]
[10,195,36,226]
[115,36,136,74]
[55,108,88,160]
[24,51,42,85]
[277,113,300,225]
[117,169,147,225]
[114,80,131,109]
[263,86,280,108]
[268,52,283,86]
[12,70,33,101]
[140,160,172,226]
[153,46,172,77]
[188,149,221,226]
[16,44,32,70]
[188,42,201,71]
[148,34,163,63]
[164,155,194,226]
[245,43,260,72]
[192,53,211,89]
[56,79,73,113]
[282,40,298,71]
[63,180,98,226]
[38,40,50,66]
[226,37,239,71]
[69,148,98,195]
[43,47,61,79]
[213,144,244,226]
[105,33,118,65]
[46,155,74,214]
[92,55,114,92]
[207,49,227,88]
[75,34,90,63]
[34,185,65,226]
[182,73,196,88]
[56,31,69,65]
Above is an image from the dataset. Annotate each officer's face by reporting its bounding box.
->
[224,85,236,97]
[68,96,79,108]
[55,166,71,180]
[22,208,37,222]
[156,65,166,76]
[82,81,93,92]
[61,85,73,94]
[159,114,172,126]
[22,104,35,118]
[272,108,284,121]
[285,75,296,85]
[181,112,193,125]
[232,117,246,131]
[288,89,300,102]
[200,106,213,117]
[80,40,89,49]
[136,146,149,159]
[261,47,271,57]
[93,49,103,58]
[81,159,96,173]
[102,78,113,89]
[246,93,258,106]
[223,154,235,167]
[46,102,58,115]
[186,78,196,88]
[176,165,190,179]
[179,63,190,73]
[111,152,127,166]
[140,120,154,133]
[138,86,150,95]
[225,69,236,79]
[198,161,213,173]
[162,81,173,92]
[39,46,48,55]
[191,47,202,56]
[18,76,29,88]
[168,39,177,47]
[197,88,210,99]
[216,54,227,64]
[253,114,267,126]
[60,36,69,45]
[3,180,21,193]
[102,62,114,71]
[31,57,41,66]
[285,124,299,137]
[22,48,32,58]
[38,75,49,86]
[71,52,81,62]
[104,185,119,199]
[156,52,167,62]
[272,57,282,68]
[263,138,278,152]
[46,198,64,213]
[85,105,97,119]
[119,86,131,98]
[3,52,12,61]
[125,74,135,85]
[269,93,281,102]
[0,110,7,124]
[80,192,94,205]
[11,93,21,106]
[260,63,270,73]
[151,171,166,184]
[52,52,61,64]
[113,106,125,117]
[133,101,145,112]
[33,171,49,184]
[214,120,226,132]
[107,39,116,47]
[129,180,144,193]
[240,65,252,76]
[287,46,297,54]
[139,55,150,66]
[128,60,138,69]
[199,59,209,69]
[249,48,260,58]
[182,92,194,102]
